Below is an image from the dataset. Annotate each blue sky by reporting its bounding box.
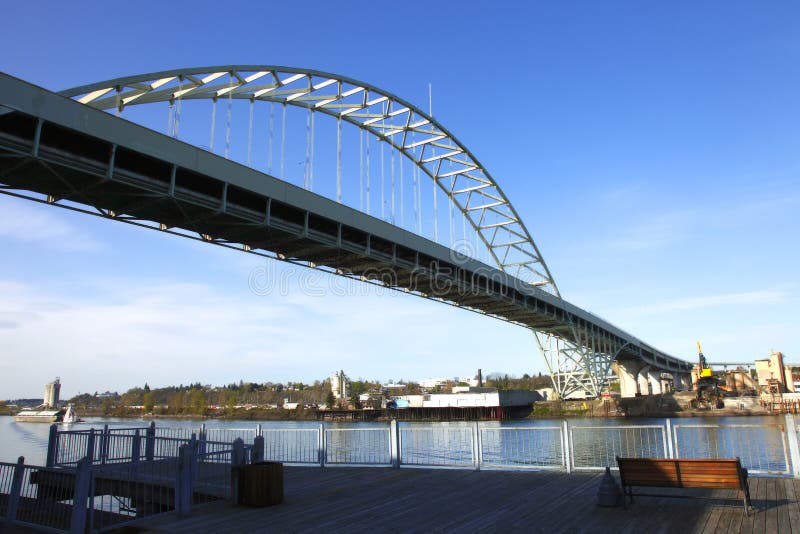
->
[0,1,798,398]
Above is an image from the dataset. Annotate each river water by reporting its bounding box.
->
[0,415,792,473]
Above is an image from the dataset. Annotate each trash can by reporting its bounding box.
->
[236,461,283,506]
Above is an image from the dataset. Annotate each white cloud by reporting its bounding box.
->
[621,290,787,315]
[0,272,537,399]
[0,198,102,251]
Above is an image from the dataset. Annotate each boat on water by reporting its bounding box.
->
[61,403,84,424]
[13,377,81,423]
[14,408,65,423]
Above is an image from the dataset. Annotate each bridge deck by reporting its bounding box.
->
[135,467,798,533]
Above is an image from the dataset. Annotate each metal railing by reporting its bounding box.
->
[325,427,391,466]
[673,423,791,475]
[0,457,88,532]
[4,417,800,532]
[260,427,320,464]
[46,417,800,476]
[569,424,668,470]
[2,438,252,533]
[480,425,564,470]
[400,425,476,468]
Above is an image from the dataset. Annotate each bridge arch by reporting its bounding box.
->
[60,66,559,295]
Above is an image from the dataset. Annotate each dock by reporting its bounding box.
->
[136,467,800,533]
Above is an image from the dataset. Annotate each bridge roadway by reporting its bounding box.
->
[0,72,692,385]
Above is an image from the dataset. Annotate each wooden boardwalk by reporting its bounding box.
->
[135,467,800,533]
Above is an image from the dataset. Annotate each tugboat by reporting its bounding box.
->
[13,377,67,423]
[61,403,84,424]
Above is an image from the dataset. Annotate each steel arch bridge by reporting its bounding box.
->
[0,66,692,398]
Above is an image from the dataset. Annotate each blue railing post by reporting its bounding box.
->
[198,424,207,458]
[189,434,198,480]
[100,425,110,465]
[131,430,141,465]
[390,420,400,468]
[85,431,96,466]
[46,424,58,467]
[145,421,155,461]
[175,444,194,517]
[6,456,24,522]
[70,457,92,534]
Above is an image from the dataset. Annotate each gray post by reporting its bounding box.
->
[46,424,58,467]
[6,456,24,522]
[232,438,246,466]
[390,420,400,469]
[70,457,92,534]
[175,444,193,517]
[784,413,800,478]
[252,435,265,463]
[145,421,155,461]
[665,419,675,459]
[472,422,481,471]
[563,420,572,474]
[131,430,141,465]
[231,438,246,505]
[318,423,326,468]
[256,423,262,437]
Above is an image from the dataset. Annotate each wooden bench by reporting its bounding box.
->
[616,457,752,513]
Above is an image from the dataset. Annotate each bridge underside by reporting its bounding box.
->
[0,74,692,398]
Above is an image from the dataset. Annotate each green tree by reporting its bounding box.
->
[325,391,335,409]
[101,397,113,415]
[191,390,206,415]
[143,392,154,413]
[170,392,184,414]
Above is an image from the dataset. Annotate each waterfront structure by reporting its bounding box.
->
[43,378,60,408]
[330,370,349,400]
[754,351,794,393]
[391,387,540,408]
[13,378,65,422]
[0,69,694,399]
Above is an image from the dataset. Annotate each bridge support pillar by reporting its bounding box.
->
[613,361,645,398]
[676,373,692,392]
[637,366,652,396]
[647,369,664,395]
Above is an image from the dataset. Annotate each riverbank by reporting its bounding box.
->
[7,393,774,422]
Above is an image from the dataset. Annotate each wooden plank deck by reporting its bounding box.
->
[133,467,800,533]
